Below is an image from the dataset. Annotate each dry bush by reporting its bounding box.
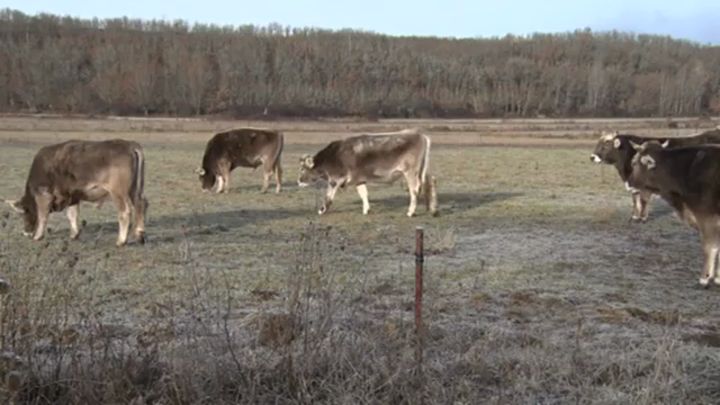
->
[1,219,718,404]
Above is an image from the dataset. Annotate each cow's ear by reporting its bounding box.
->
[660,140,670,148]
[5,199,24,214]
[613,138,621,149]
[629,141,642,151]
[194,167,206,176]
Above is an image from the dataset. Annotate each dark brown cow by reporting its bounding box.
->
[196,128,283,193]
[297,129,438,217]
[591,128,720,222]
[5,139,147,246]
[629,141,720,286]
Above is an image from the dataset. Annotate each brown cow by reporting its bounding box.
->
[591,128,720,222]
[629,140,720,286]
[195,128,283,193]
[5,139,147,246]
[297,129,438,217]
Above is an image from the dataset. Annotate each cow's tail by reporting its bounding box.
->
[130,147,145,205]
[130,146,148,242]
[273,132,284,172]
[419,134,438,216]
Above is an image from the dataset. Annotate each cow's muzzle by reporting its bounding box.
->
[590,154,602,163]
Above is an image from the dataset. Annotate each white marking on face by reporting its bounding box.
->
[613,138,621,149]
[590,154,602,163]
[640,155,656,170]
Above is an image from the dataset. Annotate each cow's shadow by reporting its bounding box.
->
[644,198,677,221]
[367,191,523,214]
[78,206,311,244]
[227,181,298,193]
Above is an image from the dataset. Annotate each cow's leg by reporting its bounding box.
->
[319,183,339,215]
[66,204,80,240]
[32,193,51,241]
[404,173,421,217]
[274,163,283,193]
[132,198,147,245]
[630,192,642,222]
[700,241,719,287]
[113,197,132,247]
[222,169,232,193]
[221,170,231,193]
[261,170,272,194]
[638,191,652,222]
[213,175,225,194]
[356,184,370,215]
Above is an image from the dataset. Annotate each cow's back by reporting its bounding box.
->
[318,131,424,172]
[28,140,138,189]
[202,128,281,170]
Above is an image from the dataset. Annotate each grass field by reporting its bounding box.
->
[1,115,720,403]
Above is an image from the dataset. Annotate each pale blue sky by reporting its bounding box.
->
[3,0,719,44]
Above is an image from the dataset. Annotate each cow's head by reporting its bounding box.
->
[5,195,36,237]
[628,141,667,190]
[195,167,215,191]
[590,131,624,164]
[297,155,323,187]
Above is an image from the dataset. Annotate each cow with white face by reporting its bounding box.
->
[298,129,438,217]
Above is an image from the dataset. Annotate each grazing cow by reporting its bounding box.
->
[5,139,147,246]
[628,141,720,286]
[590,129,720,222]
[196,128,283,193]
[297,129,438,217]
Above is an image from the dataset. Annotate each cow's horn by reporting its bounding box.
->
[660,139,670,148]
[5,199,23,213]
[629,141,642,151]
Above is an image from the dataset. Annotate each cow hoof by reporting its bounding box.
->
[431,211,440,217]
[406,212,415,218]
[699,277,711,287]
[70,232,80,240]
[116,240,127,247]
[629,216,641,223]
[137,232,146,245]
[318,207,327,215]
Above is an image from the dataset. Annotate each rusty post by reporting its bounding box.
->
[414,226,424,369]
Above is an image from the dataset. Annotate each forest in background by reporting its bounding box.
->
[1,9,719,118]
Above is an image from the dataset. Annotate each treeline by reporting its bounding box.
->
[1,9,719,118]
